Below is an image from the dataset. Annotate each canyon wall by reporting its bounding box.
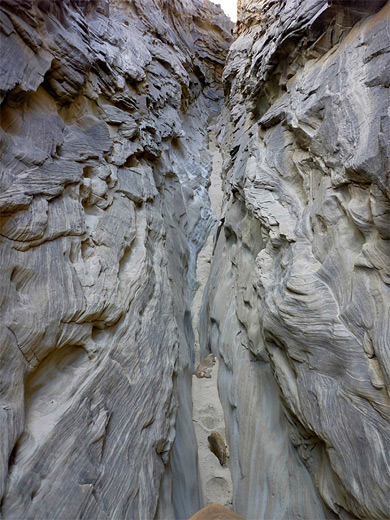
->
[200,0,390,519]
[1,0,389,519]
[0,1,232,518]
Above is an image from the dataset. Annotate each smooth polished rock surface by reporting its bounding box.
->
[0,1,232,519]
[200,1,390,519]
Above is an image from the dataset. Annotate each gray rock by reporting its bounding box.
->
[2,0,388,519]
[200,1,390,519]
[0,1,232,519]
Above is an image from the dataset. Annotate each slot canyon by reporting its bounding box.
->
[0,1,389,519]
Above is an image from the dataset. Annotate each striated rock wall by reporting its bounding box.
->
[0,1,232,518]
[200,1,390,519]
[2,0,389,518]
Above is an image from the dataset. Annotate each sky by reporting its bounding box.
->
[214,0,237,21]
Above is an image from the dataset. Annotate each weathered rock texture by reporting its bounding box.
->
[0,1,232,518]
[200,0,390,519]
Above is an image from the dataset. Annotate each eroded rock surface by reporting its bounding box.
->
[200,1,390,519]
[2,0,389,518]
[0,1,232,518]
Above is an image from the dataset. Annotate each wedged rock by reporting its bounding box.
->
[195,353,217,378]
[200,1,390,519]
[208,432,228,467]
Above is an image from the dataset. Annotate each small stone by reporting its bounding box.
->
[208,431,227,466]
[195,354,217,378]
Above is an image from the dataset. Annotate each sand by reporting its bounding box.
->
[191,129,233,509]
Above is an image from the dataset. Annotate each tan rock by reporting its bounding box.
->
[208,431,228,466]
[195,354,217,378]
[189,504,245,520]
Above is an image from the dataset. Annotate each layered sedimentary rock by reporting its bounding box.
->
[0,1,232,518]
[200,1,390,519]
[2,0,390,518]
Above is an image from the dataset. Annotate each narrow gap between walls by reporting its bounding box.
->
[191,125,234,510]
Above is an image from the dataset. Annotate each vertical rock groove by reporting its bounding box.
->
[191,125,233,508]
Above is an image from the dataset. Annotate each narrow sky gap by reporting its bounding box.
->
[213,0,237,21]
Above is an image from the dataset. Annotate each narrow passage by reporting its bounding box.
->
[191,128,233,508]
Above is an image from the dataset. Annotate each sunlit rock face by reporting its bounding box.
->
[200,1,390,519]
[0,1,232,518]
